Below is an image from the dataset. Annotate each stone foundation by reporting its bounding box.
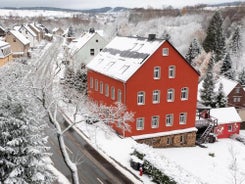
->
[136,131,196,148]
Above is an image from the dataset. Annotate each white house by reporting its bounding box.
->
[17,25,37,48]
[67,30,108,73]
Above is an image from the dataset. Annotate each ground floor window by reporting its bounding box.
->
[136,118,144,130]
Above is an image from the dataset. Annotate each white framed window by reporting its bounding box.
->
[100,81,103,94]
[153,66,161,79]
[151,116,159,128]
[136,118,144,130]
[180,135,185,143]
[111,87,115,100]
[167,89,175,102]
[162,48,169,56]
[181,87,189,100]
[228,125,233,132]
[166,137,172,145]
[233,96,241,102]
[166,114,173,126]
[152,90,160,104]
[117,89,122,103]
[95,79,98,91]
[90,48,95,55]
[90,77,93,89]
[168,65,175,78]
[137,91,145,105]
[105,84,109,97]
[235,87,240,93]
[179,113,187,125]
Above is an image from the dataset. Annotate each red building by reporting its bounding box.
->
[212,107,242,139]
[87,35,200,147]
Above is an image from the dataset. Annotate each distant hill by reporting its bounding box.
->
[1,6,128,13]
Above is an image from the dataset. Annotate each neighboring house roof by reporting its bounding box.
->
[20,25,37,37]
[29,23,41,33]
[210,107,242,125]
[197,76,239,101]
[0,25,5,32]
[0,40,11,58]
[10,30,30,45]
[86,36,165,82]
[68,32,100,56]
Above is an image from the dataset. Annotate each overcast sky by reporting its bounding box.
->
[0,0,243,10]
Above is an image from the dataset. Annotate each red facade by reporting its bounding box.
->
[87,39,199,137]
[215,123,240,139]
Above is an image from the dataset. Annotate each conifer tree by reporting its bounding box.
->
[0,96,55,183]
[185,38,202,65]
[238,68,245,86]
[200,54,216,107]
[215,83,227,108]
[220,53,233,79]
[229,26,242,58]
[203,11,226,62]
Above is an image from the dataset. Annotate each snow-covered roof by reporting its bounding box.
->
[197,76,238,101]
[22,25,37,37]
[210,107,242,125]
[10,30,30,45]
[29,23,41,33]
[132,127,197,140]
[68,32,99,56]
[0,40,8,47]
[86,36,164,82]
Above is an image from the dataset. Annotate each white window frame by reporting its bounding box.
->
[136,118,144,130]
[152,90,160,104]
[166,137,172,145]
[166,114,173,126]
[151,116,159,128]
[235,87,240,93]
[137,91,145,105]
[117,89,122,103]
[180,135,185,143]
[153,66,161,79]
[233,96,241,102]
[162,48,169,56]
[111,87,115,100]
[95,79,98,91]
[90,48,95,56]
[179,112,187,125]
[228,124,233,132]
[181,87,189,100]
[168,65,176,78]
[100,81,103,94]
[167,89,175,102]
[105,84,109,97]
[90,77,93,89]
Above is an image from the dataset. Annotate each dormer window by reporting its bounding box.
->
[162,48,169,56]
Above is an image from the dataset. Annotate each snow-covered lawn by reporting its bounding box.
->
[61,102,245,184]
[80,121,245,183]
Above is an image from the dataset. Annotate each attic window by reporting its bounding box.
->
[96,39,98,42]
[90,49,95,56]
[13,38,16,42]
[162,48,169,56]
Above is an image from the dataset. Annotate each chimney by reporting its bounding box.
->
[148,34,156,41]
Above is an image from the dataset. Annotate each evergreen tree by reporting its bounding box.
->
[0,96,55,183]
[200,54,216,107]
[185,38,202,65]
[229,26,242,57]
[67,26,75,37]
[161,30,171,41]
[215,83,227,108]
[238,68,245,86]
[203,11,226,62]
[220,53,233,79]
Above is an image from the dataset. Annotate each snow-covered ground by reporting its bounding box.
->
[61,102,245,184]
